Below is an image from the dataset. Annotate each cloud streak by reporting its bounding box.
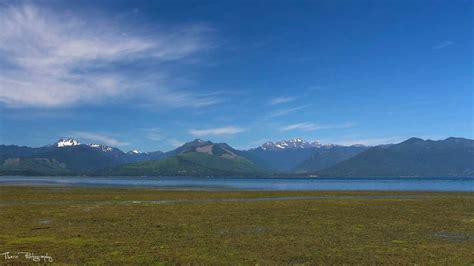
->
[269,96,296,105]
[189,126,245,137]
[141,127,165,141]
[0,4,219,108]
[140,127,185,148]
[265,104,311,119]
[280,122,355,131]
[69,131,129,146]
[432,41,453,50]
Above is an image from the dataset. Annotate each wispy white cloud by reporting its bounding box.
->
[140,127,165,141]
[168,139,185,147]
[189,126,245,137]
[139,89,225,109]
[233,138,269,150]
[307,85,327,92]
[266,104,311,119]
[433,41,453,50]
[280,122,355,131]
[280,123,319,131]
[268,96,296,105]
[69,131,130,146]
[0,4,220,108]
[140,127,185,148]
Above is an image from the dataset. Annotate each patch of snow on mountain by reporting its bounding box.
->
[56,138,80,147]
[261,138,313,150]
[89,144,113,152]
[351,144,367,147]
[258,138,347,151]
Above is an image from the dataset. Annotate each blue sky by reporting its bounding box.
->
[0,0,472,151]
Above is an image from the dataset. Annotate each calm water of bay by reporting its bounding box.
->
[0,176,473,191]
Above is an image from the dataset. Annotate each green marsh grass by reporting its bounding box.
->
[0,187,472,264]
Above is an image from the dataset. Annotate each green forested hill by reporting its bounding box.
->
[102,151,264,176]
[0,158,72,175]
[101,139,265,176]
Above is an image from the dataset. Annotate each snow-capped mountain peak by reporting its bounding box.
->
[128,149,142,154]
[350,144,367,148]
[55,138,80,147]
[261,138,314,150]
[258,138,347,151]
[311,141,322,147]
[89,144,114,152]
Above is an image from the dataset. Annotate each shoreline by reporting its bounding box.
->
[1,184,474,193]
[1,174,474,178]
[0,176,473,192]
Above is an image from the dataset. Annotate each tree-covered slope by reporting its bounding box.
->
[0,138,165,173]
[35,145,130,171]
[99,139,265,176]
[101,151,264,176]
[0,158,72,175]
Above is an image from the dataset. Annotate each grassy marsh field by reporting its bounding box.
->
[0,187,473,264]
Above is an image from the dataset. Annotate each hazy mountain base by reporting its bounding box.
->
[292,146,368,173]
[317,137,474,177]
[0,158,72,176]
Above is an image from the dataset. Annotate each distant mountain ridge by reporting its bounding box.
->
[0,138,164,173]
[293,145,369,173]
[102,139,265,176]
[0,158,71,175]
[54,138,81,147]
[246,138,368,172]
[260,138,317,151]
[0,137,472,177]
[317,137,474,177]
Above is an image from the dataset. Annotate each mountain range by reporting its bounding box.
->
[318,137,474,177]
[245,138,368,172]
[100,139,265,176]
[0,137,472,177]
[0,138,163,173]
